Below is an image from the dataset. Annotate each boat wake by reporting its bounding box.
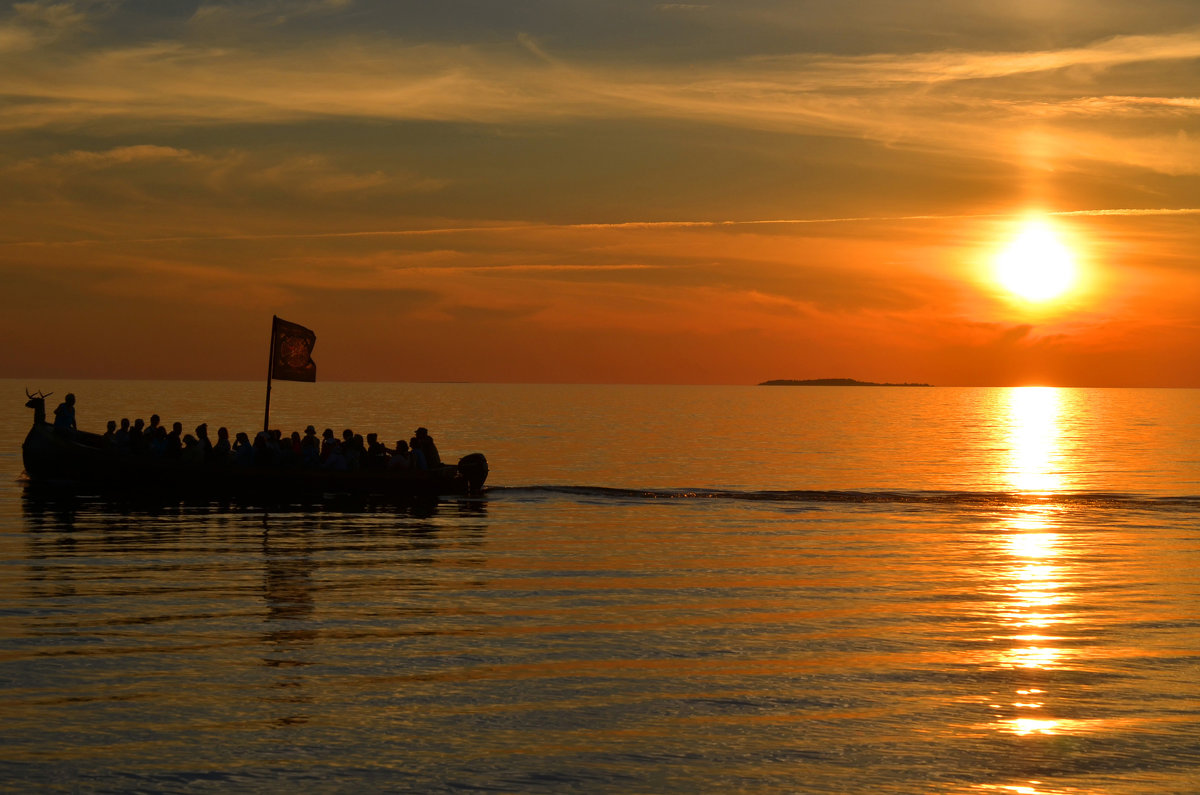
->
[487,485,1200,512]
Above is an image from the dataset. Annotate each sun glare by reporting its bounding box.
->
[995,219,1077,302]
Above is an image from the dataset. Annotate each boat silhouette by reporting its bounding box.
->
[21,390,488,499]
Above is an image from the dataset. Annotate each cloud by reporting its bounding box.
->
[190,0,355,28]
[4,144,442,209]
[777,30,1200,88]
[2,25,1196,160]
[1039,95,1200,117]
[12,1,88,30]
[0,0,89,53]
[11,206,1197,248]
[45,144,194,168]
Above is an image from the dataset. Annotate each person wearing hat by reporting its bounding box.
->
[301,425,321,468]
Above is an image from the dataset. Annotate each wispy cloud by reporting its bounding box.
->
[190,0,355,28]
[0,0,89,52]
[5,144,441,206]
[2,26,1197,174]
[8,207,1198,247]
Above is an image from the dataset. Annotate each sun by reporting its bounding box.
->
[994,219,1078,302]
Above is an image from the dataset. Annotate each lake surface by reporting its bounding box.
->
[2,381,1199,793]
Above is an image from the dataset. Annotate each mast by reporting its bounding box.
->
[263,315,276,433]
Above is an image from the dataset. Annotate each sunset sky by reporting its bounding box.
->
[2,0,1198,385]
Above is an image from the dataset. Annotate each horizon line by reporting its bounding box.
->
[4,376,1197,389]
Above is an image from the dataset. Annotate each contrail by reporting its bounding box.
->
[4,208,1198,247]
[1052,208,1200,217]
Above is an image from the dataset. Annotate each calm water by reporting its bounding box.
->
[2,381,1199,793]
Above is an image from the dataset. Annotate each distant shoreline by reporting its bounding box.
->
[759,378,933,387]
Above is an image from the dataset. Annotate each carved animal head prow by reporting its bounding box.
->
[24,388,52,424]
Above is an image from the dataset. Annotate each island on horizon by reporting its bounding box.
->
[759,378,933,387]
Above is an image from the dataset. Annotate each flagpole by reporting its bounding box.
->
[264,315,276,433]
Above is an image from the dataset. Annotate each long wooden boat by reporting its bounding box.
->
[21,394,488,499]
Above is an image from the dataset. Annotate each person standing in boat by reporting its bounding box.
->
[53,393,76,435]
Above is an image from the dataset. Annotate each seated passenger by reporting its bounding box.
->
[268,430,287,465]
[233,432,254,466]
[166,422,183,458]
[388,439,411,469]
[323,444,349,471]
[213,427,232,461]
[274,431,300,468]
[53,393,77,435]
[365,433,388,468]
[413,427,441,467]
[346,434,365,470]
[195,424,213,461]
[301,426,321,467]
[181,434,204,466]
[102,420,117,447]
[114,418,131,452]
[320,428,338,461]
[130,418,147,454]
[149,426,168,457]
[409,436,428,470]
[253,431,274,467]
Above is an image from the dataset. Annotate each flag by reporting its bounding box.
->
[271,316,317,382]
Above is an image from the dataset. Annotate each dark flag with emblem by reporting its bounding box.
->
[263,316,316,431]
[271,316,316,382]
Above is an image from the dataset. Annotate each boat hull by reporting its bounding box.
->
[21,424,488,499]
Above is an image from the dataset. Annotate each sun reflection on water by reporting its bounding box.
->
[1006,718,1061,736]
[980,388,1093,749]
[1005,387,1066,494]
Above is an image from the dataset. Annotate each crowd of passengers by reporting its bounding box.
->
[95,413,443,472]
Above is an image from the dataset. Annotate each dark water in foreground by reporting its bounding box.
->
[2,382,1199,793]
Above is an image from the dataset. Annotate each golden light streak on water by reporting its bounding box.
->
[1003,387,1073,494]
[1007,531,1057,558]
[1006,718,1061,735]
[983,390,1096,751]
[1002,644,1064,670]
[970,781,1083,795]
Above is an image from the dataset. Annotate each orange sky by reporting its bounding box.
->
[2,2,1199,386]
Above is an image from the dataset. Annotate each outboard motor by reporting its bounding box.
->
[457,453,489,495]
